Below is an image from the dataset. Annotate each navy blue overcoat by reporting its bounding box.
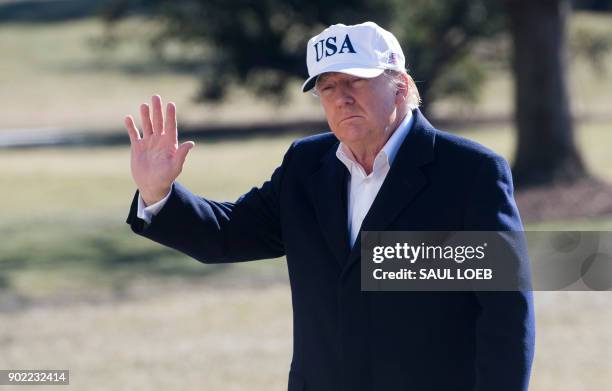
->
[127,109,535,391]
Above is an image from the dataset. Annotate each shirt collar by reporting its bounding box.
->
[336,110,413,173]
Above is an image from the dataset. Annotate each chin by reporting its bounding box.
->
[334,126,369,144]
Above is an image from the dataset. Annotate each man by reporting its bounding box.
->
[125,22,535,391]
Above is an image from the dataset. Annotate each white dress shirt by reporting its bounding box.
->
[137,111,414,243]
[137,189,170,224]
[335,111,413,246]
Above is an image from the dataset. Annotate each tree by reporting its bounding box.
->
[102,0,503,110]
[392,0,505,110]
[506,0,587,187]
[104,0,592,187]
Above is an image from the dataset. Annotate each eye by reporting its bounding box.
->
[317,84,334,96]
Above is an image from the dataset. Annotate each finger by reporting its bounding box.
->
[165,102,177,140]
[176,141,195,166]
[124,115,141,144]
[140,103,153,138]
[151,94,164,134]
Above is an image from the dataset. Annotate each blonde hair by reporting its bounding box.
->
[383,69,421,110]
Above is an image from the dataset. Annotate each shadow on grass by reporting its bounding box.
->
[91,236,231,279]
[0,275,9,290]
[0,235,231,293]
[0,121,327,149]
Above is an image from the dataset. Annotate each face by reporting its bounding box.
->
[315,72,403,147]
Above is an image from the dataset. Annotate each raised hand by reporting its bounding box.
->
[125,95,195,206]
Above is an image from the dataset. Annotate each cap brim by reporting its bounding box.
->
[301,67,385,92]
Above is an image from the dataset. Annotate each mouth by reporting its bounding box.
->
[340,115,363,124]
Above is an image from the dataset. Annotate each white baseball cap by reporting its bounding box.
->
[302,21,406,92]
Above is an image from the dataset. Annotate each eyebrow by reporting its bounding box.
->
[316,74,331,85]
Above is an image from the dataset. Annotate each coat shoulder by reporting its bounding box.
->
[433,128,508,167]
[292,131,338,151]
[288,131,339,163]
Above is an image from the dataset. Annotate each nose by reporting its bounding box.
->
[333,84,355,107]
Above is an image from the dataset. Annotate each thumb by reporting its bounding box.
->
[176,141,195,164]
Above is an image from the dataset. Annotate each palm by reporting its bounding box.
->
[125,95,194,205]
[131,137,179,189]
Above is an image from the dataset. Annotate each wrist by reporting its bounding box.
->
[140,186,171,206]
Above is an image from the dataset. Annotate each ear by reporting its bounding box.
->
[394,72,410,104]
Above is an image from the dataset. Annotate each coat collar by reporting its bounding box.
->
[308,143,351,268]
[308,108,436,272]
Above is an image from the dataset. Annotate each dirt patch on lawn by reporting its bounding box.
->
[516,177,612,223]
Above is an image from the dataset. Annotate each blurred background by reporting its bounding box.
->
[1,0,611,389]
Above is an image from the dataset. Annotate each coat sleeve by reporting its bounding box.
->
[125,142,296,264]
[464,154,536,391]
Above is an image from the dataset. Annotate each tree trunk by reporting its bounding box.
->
[506,0,587,188]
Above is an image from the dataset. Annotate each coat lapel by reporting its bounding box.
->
[342,109,437,276]
[308,143,351,268]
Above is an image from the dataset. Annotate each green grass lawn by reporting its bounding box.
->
[1,133,611,391]
[0,135,294,296]
[1,122,611,297]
